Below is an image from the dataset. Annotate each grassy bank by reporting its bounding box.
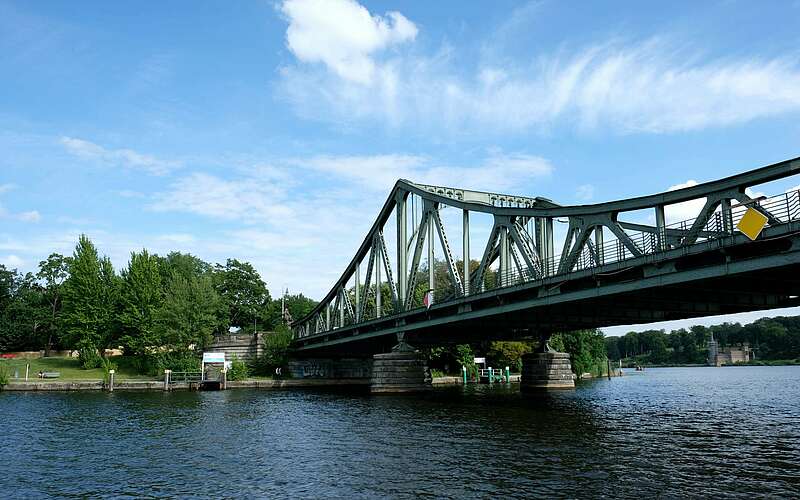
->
[0,356,153,381]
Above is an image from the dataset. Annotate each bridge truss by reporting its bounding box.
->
[292,157,800,351]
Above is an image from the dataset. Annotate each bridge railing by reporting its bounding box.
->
[400,189,800,313]
[480,189,800,292]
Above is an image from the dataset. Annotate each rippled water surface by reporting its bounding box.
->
[2,366,799,498]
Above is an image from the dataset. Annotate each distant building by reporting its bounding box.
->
[707,334,752,366]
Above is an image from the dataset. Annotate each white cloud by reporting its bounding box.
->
[664,179,705,225]
[278,4,800,134]
[575,184,595,201]
[0,185,41,223]
[0,254,24,269]
[280,0,417,84]
[60,136,181,176]
[299,152,552,192]
[149,172,293,222]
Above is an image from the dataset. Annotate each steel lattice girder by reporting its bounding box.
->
[292,156,800,338]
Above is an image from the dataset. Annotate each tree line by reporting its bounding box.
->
[605,316,800,365]
[0,234,317,374]
[1,235,615,377]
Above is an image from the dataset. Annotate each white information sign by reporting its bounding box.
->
[203,352,226,364]
[473,357,486,364]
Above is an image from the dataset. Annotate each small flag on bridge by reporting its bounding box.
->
[737,207,768,241]
[423,290,434,309]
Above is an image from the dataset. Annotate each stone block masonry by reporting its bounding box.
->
[370,351,431,393]
[520,352,575,390]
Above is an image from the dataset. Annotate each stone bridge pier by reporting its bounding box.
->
[370,334,431,393]
[520,339,575,390]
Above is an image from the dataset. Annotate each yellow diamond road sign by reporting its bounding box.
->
[737,207,768,240]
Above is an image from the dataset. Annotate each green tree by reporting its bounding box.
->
[0,265,18,351]
[0,272,47,352]
[605,336,621,361]
[37,253,71,356]
[160,252,213,282]
[252,323,294,375]
[157,273,221,354]
[551,329,607,376]
[213,259,271,333]
[119,249,163,359]
[455,344,477,378]
[99,256,122,350]
[487,341,534,372]
[62,235,111,367]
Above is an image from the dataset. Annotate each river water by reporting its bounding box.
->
[1,366,799,498]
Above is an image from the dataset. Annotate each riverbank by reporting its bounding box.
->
[2,375,531,391]
[1,378,373,391]
[621,359,800,368]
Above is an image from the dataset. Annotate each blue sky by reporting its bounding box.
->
[2,0,800,335]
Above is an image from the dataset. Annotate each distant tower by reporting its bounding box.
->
[707,332,719,366]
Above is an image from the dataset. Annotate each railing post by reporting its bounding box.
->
[396,192,407,309]
[355,265,360,322]
[545,217,554,275]
[499,226,509,286]
[339,288,345,326]
[108,369,115,392]
[721,198,733,233]
[163,369,171,391]
[428,217,435,292]
[594,226,604,265]
[463,209,470,296]
[655,205,666,250]
[375,240,382,319]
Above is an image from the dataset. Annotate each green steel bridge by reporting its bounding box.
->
[291,157,800,357]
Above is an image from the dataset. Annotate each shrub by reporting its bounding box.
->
[130,352,201,376]
[251,324,293,376]
[456,344,478,379]
[227,356,249,381]
[78,345,102,369]
[0,362,9,387]
[100,357,118,385]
